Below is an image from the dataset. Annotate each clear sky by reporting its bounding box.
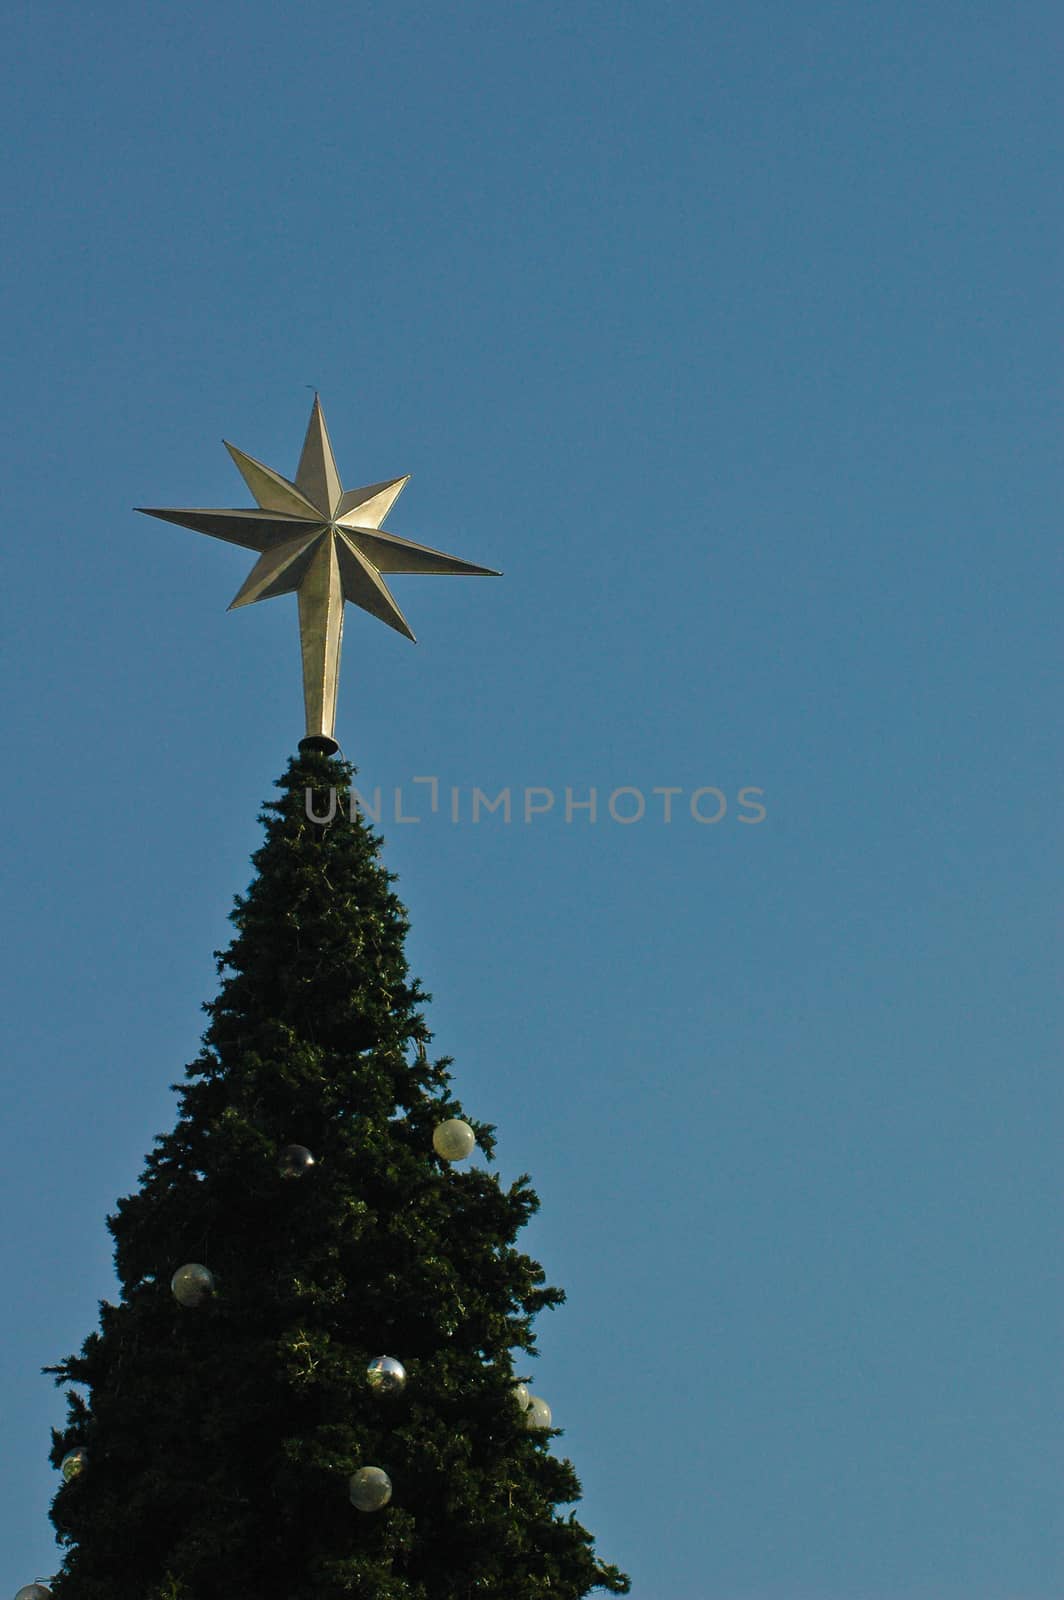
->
[1,4,1059,1597]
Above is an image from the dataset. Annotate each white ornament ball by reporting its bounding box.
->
[366,1355,407,1396]
[170,1263,215,1308]
[524,1394,552,1430]
[512,1382,530,1412]
[60,1447,88,1481]
[15,1588,52,1599]
[349,1465,392,1512]
[432,1118,475,1162]
[278,1144,316,1178]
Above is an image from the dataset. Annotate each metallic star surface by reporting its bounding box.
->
[137,397,499,749]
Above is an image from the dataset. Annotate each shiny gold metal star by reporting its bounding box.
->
[138,396,499,751]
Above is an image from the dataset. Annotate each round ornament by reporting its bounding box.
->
[279,1144,316,1178]
[349,1466,392,1512]
[432,1118,475,1162]
[512,1382,530,1413]
[524,1394,552,1430]
[60,1447,88,1481]
[170,1263,215,1308]
[366,1355,407,1396]
[15,1588,52,1599]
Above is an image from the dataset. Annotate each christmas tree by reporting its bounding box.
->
[25,403,629,1599]
[39,749,629,1598]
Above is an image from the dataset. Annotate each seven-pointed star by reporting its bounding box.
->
[137,396,499,746]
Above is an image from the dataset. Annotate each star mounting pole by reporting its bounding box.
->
[138,396,499,753]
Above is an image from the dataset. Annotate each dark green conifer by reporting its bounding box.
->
[43,748,629,1599]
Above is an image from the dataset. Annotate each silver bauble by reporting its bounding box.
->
[15,1588,52,1599]
[524,1394,552,1430]
[279,1144,316,1178]
[512,1381,531,1413]
[432,1118,476,1162]
[60,1447,88,1481]
[349,1465,392,1512]
[170,1262,215,1307]
[366,1355,407,1396]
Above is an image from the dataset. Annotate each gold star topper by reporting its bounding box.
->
[138,397,499,751]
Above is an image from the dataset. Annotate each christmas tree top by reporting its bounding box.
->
[137,396,499,750]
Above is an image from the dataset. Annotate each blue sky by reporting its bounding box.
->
[1,3,1060,1596]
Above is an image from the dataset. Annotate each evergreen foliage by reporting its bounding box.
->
[43,750,630,1599]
